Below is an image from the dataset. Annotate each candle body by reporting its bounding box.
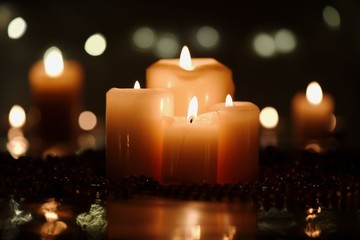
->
[291,92,334,148]
[29,60,83,151]
[106,88,173,180]
[211,102,260,184]
[162,113,218,184]
[146,58,235,116]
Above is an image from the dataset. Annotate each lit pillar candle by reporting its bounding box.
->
[106,81,173,180]
[28,46,83,150]
[146,46,235,116]
[211,95,260,184]
[291,81,334,149]
[162,96,218,184]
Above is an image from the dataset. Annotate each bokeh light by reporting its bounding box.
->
[253,33,276,58]
[259,106,279,129]
[7,17,26,39]
[9,105,26,128]
[154,33,180,58]
[196,26,219,49]
[323,6,341,28]
[132,27,156,50]
[78,111,97,131]
[274,29,296,53]
[84,33,107,56]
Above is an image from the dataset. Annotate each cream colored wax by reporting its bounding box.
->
[146,46,234,117]
[162,97,218,184]
[211,98,260,184]
[106,86,173,180]
[291,81,334,149]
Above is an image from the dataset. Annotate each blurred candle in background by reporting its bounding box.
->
[28,46,84,156]
[291,81,334,150]
[211,95,260,184]
[106,81,173,181]
[146,46,235,117]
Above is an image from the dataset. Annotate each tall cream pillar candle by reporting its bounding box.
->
[106,82,173,180]
[211,95,260,184]
[146,46,235,116]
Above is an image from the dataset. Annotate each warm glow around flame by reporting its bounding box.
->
[45,211,59,222]
[306,81,323,105]
[179,45,194,71]
[134,81,141,89]
[9,105,26,128]
[44,46,64,77]
[187,96,198,123]
[191,225,201,240]
[225,94,233,107]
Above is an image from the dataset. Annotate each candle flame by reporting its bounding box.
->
[44,46,64,77]
[134,81,141,89]
[187,96,198,123]
[45,211,59,222]
[306,81,323,105]
[179,45,194,71]
[225,94,233,107]
[9,105,26,128]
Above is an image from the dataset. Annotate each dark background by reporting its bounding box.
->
[0,0,359,149]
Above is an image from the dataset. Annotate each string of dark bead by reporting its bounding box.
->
[1,146,359,213]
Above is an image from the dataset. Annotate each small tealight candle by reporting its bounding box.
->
[146,46,235,116]
[291,81,334,149]
[28,46,84,153]
[162,96,218,184]
[211,95,260,184]
[106,81,173,180]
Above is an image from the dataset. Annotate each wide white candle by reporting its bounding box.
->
[146,46,235,116]
[106,82,173,180]
[291,81,334,149]
[162,97,218,184]
[211,95,260,184]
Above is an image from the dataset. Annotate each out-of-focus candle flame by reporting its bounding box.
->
[259,106,279,129]
[306,81,323,105]
[179,45,194,71]
[134,81,141,89]
[9,105,26,128]
[44,46,64,77]
[187,96,198,123]
[45,211,59,222]
[225,94,233,107]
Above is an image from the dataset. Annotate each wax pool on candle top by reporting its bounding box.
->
[106,82,173,180]
[28,46,84,152]
[291,81,334,149]
[146,46,235,116]
[162,96,218,184]
[211,95,260,184]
